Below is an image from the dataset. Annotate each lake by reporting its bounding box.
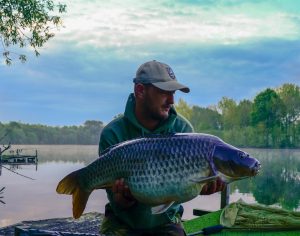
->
[0,145,299,228]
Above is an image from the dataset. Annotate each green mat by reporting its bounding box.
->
[183,201,300,235]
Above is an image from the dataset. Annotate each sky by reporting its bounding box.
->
[1,0,300,126]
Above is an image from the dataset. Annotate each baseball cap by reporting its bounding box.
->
[133,60,190,93]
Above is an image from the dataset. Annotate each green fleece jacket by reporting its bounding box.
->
[98,93,194,229]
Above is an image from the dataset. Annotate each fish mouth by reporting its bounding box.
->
[250,161,261,176]
[217,159,261,182]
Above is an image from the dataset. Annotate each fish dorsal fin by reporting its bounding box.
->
[99,134,176,156]
[151,201,175,214]
[142,133,176,138]
[99,143,120,156]
[100,133,178,156]
[189,175,218,184]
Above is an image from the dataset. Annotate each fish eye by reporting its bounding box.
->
[239,152,248,159]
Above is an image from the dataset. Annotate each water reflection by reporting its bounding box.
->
[0,160,108,228]
[0,187,5,204]
[0,145,299,228]
[0,145,102,228]
[232,149,300,211]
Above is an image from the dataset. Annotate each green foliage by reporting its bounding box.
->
[218,97,237,129]
[175,83,299,148]
[251,88,284,147]
[251,88,283,128]
[277,84,300,147]
[217,98,253,130]
[0,0,66,65]
[222,127,257,147]
[236,99,253,128]
[190,105,221,132]
[175,98,193,121]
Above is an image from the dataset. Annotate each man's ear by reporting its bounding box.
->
[134,83,146,99]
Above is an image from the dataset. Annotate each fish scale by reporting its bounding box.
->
[57,133,260,219]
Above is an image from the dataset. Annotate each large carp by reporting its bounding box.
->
[57,133,260,219]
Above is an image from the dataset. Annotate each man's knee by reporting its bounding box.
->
[100,215,130,236]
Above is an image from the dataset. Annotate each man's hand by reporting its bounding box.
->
[200,177,226,195]
[112,178,137,208]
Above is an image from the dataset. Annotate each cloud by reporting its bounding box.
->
[45,0,300,54]
[1,0,300,125]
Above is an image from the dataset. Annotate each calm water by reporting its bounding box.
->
[0,145,299,228]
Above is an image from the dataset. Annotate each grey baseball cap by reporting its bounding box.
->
[133,60,190,93]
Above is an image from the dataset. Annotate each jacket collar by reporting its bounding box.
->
[124,93,177,134]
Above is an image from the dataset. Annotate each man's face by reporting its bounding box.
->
[143,85,175,121]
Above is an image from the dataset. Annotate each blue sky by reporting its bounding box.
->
[1,0,300,126]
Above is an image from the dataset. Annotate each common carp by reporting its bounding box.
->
[56,133,260,219]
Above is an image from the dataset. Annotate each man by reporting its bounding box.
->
[99,60,225,236]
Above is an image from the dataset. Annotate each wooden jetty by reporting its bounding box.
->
[0,147,38,176]
[0,144,38,165]
[0,151,38,164]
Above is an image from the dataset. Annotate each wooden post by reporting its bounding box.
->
[35,150,38,171]
[193,184,231,216]
[220,184,230,208]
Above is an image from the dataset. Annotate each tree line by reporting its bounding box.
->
[0,120,104,145]
[0,83,299,147]
[175,83,300,148]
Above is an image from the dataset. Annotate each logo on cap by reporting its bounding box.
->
[166,67,176,80]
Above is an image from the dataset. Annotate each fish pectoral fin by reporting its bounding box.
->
[94,182,114,189]
[218,172,249,184]
[151,201,175,215]
[189,175,218,184]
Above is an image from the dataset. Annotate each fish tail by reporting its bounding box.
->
[56,170,91,219]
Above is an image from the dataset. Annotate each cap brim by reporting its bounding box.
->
[152,81,190,93]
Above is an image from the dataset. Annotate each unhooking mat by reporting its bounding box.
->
[220,199,300,230]
[184,200,300,235]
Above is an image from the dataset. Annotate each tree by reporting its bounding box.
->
[218,97,237,130]
[251,88,283,147]
[175,98,193,121]
[80,120,104,144]
[277,83,300,147]
[236,99,253,128]
[0,0,66,65]
[190,105,221,132]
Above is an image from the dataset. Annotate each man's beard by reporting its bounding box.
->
[147,105,170,122]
